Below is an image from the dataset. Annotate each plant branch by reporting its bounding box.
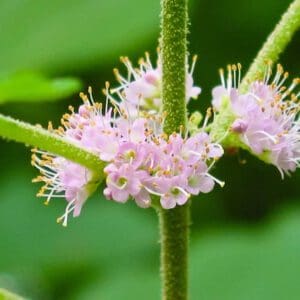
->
[0,114,105,173]
[240,0,300,91]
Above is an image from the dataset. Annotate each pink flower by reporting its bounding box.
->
[212,63,300,177]
[185,162,216,195]
[105,164,146,203]
[31,151,98,227]
[111,53,201,114]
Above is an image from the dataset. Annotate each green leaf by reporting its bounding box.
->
[74,270,160,300]
[0,0,160,74]
[73,206,300,300]
[190,207,300,300]
[0,289,24,300]
[0,72,81,103]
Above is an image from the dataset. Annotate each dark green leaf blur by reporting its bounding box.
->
[0,1,299,299]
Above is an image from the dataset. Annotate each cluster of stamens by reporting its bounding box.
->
[109,52,201,114]
[212,62,300,177]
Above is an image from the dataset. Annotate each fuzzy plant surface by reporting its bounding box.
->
[0,0,299,299]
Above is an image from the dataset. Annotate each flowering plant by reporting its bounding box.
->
[0,0,299,299]
[31,54,225,226]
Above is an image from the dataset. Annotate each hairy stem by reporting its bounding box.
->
[157,204,190,300]
[0,114,104,173]
[161,0,188,135]
[159,0,189,299]
[240,0,300,91]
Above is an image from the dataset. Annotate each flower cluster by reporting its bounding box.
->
[32,153,98,226]
[103,122,224,209]
[32,54,222,226]
[111,52,201,115]
[212,63,300,177]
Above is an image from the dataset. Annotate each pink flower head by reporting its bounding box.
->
[110,53,201,114]
[212,63,300,177]
[32,53,223,226]
[31,151,97,227]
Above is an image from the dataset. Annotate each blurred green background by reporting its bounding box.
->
[0,1,300,299]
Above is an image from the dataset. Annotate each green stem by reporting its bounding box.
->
[0,114,104,173]
[157,204,190,300]
[240,0,300,91]
[159,0,189,299]
[161,0,188,135]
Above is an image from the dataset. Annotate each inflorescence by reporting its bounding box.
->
[212,62,300,177]
[32,53,223,226]
[31,54,300,226]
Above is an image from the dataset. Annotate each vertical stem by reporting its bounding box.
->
[159,0,189,300]
[157,204,190,300]
[240,0,300,91]
[161,0,188,134]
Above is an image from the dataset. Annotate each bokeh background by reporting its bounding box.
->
[0,1,300,299]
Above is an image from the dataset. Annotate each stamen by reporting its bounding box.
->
[144,186,164,197]
[57,198,77,227]
[232,64,237,88]
[174,186,191,198]
[255,130,278,144]
[202,107,212,129]
[190,55,198,75]
[205,173,225,187]
[237,63,242,86]
[219,68,225,88]
[227,65,232,92]
[264,60,273,84]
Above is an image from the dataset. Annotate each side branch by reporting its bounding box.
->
[0,114,104,173]
[240,0,300,91]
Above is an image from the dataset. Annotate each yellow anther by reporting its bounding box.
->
[293,78,300,85]
[206,107,212,117]
[138,57,145,65]
[277,64,284,74]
